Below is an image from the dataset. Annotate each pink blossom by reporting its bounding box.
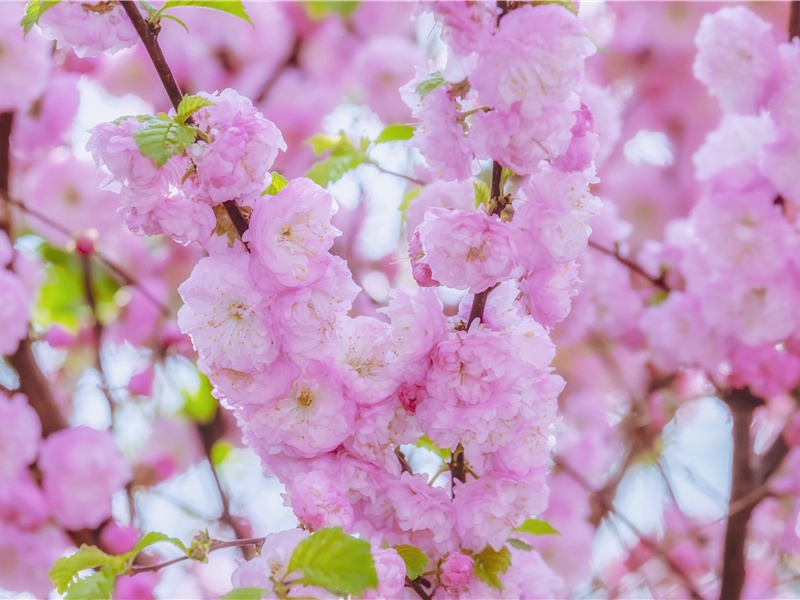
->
[352,36,423,124]
[367,547,407,599]
[693,7,779,114]
[100,522,139,555]
[693,113,777,182]
[245,178,340,287]
[178,252,278,373]
[439,552,474,592]
[427,1,497,58]
[381,287,446,369]
[243,359,355,459]
[151,193,216,246]
[189,89,286,205]
[11,73,80,157]
[386,472,456,556]
[38,1,138,57]
[405,181,474,241]
[0,9,50,112]
[517,264,581,329]
[471,4,594,117]
[336,316,398,405]
[768,40,800,132]
[39,426,131,530]
[0,524,70,597]
[0,269,31,356]
[114,572,159,600]
[416,208,522,294]
[232,529,311,592]
[0,471,49,531]
[285,470,354,531]
[0,393,41,483]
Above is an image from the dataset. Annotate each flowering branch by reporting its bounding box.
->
[129,535,267,575]
[120,1,249,241]
[588,240,670,292]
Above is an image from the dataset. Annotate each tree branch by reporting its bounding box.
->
[588,241,670,292]
[719,388,763,600]
[790,0,800,40]
[0,112,12,235]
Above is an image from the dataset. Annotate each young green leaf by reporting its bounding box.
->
[130,532,188,557]
[211,440,234,466]
[375,124,415,144]
[286,527,378,596]
[305,153,366,188]
[472,545,511,591]
[63,570,116,600]
[133,116,196,167]
[398,187,421,223]
[513,518,560,536]
[392,545,428,580]
[473,182,491,209]
[413,435,450,461]
[415,72,446,99]
[160,1,253,26]
[507,539,533,552]
[20,0,60,34]
[49,545,111,594]
[181,371,217,424]
[306,133,349,156]
[219,588,269,600]
[176,95,215,124]
[304,0,360,19]
[263,172,289,196]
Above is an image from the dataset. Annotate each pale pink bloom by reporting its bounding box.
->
[0,523,70,597]
[151,193,216,246]
[114,572,159,600]
[0,270,31,356]
[427,1,497,58]
[416,208,522,294]
[336,316,398,405]
[352,36,423,124]
[244,359,355,459]
[453,473,547,552]
[178,252,278,373]
[387,472,456,556]
[496,547,565,599]
[100,522,139,555]
[439,552,474,592]
[0,471,49,531]
[517,264,581,329]
[552,103,600,173]
[366,547,406,599]
[728,344,800,400]
[761,133,800,205]
[0,9,50,112]
[39,426,131,530]
[11,73,80,157]
[405,180,474,241]
[271,255,359,363]
[693,7,779,113]
[0,393,41,483]
[409,86,476,181]
[189,89,286,205]
[285,470,354,531]
[471,4,595,117]
[381,287,446,369]
[469,102,576,175]
[137,416,204,480]
[232,529,310,592]
[768,40,800,131]
[408,228,439,288]
[693,113,777,182]
[38,0,138,57]
[245,178,340,288]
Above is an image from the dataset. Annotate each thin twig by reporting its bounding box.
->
[588,240,670,292]
[367,160,426,186]
[130,536,267,574]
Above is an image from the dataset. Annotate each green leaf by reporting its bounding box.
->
[50,545,111,594]
[646,289,669,307]
[415,72,446,99]
[176,94,215,124]
[398,187,420,223]
[473,181,491,209]
[160,0,253,26]
[305,153,365,187]
[472,546,511,592]
[263,172,289,196]
[133,115,196,167]
[20,0,59,34]
[181,371,217,424]
[63,569,116,600]
[219,588,269,600]
[513,519,560,537]
[307,133,349,156]
[211,440,234,466]
[392,545,428,580]
[160,12,190,32]
[499,167,514,194]
[287,527,378,596]
[507,539,533,552]
[413,435,450,461]
[130,532,187,557]
[304,0,360,19]
[375,124,415,144]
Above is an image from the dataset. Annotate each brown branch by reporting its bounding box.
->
[0,112,12,235]
[719,388,763,600]
[129,536,267,575]
[790,1,800,40]
[121,1,248,241]
[588,240,670,292]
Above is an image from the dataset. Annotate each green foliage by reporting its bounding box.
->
[50,545,112,595]
[392,545,428,580]
[263,172,289,196]
[473,181,491,209]
[513,518,560,536]
[63,570,116,600]
[133,114,197,167]
[220,588,269,600]
[305,134,368,188]
[181,371,217,424]
[175,95,215,124]
[33,243,119,329]
[413,435,450,461]
[211,440,234,466]
[506,538,533,552]
[646,289,669,307]
[472,545,512,591]
[286,527,378,596]
[398,187,421,223]
[416,72,446,98]
[375,124,415,144]
[304,0,360,19]
[132,531,188,555]
[20,0,59,34]
[158,1,253,26]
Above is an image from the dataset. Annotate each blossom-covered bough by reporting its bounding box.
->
[2,1,800,599]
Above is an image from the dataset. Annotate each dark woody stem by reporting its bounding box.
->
[120,1,249,241]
